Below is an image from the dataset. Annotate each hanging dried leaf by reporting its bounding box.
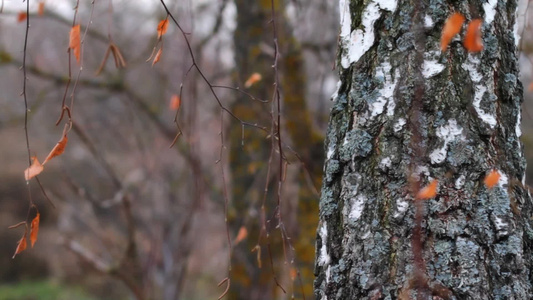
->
[234,226,248,245]
[157,19,169,39]
[251,245,261,268]
[152,47,163,66]
[12,231,27,259]
[110,44,127,68]
[17,12,27,23]
[484,170,501,188]
[69,25,81,64]
[464,19,483,52]
[440,13,465,51]
[244,73,262,88]
[146,47,157,62]
[38,2,45,16]
[169,94,181,110]
[24,156,44,181]
[43,133,68,165]
[95,43,127,75]
[30,213,40,248]
[416,179,438,200]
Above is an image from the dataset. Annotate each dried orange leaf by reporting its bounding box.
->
[152,47,163,66]
[441,13,465,51]
[24,156,44,181]
[234,226,248,245]
[484,170,501,188]
[69,25,81,64]
[169,94,181,110]
[290,267,298,281]
[30,213,40,248]
[244,73,262,88]
[416,179,438,200]
[12,232,27,259]
[529,82,533,91]
[38,2,45,16]
[157,19,169,39]
[464,19,483,52]
[17,12,27,23]
[43,134,68,165]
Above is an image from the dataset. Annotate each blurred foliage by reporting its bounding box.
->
[0,281,97,300]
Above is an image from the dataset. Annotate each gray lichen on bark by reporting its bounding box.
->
[316,0,533,299]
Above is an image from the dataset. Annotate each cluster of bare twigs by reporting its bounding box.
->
[9,0,312,298]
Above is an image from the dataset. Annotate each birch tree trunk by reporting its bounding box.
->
[315,0,533,299]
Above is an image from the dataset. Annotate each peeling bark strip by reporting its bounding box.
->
[316,0,533,299]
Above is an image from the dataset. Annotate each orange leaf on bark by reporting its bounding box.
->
[484,170,501,188]
[416,179,438,200]
[440,13,465,51]
[464,19,483,52]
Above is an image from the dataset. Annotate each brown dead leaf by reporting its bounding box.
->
[152,47,163,66]
[30,213,40,248]
[169,94,181,110]
[24,156,44,181]
[234,226,248,245]
[157,19,169,39]
[12,231,27,259]
[251,245,261,268]
[110,44,127,68]
[290,267,297,281]
[43,134,68,165]
[95,43,127,75]
[244,73,262,88]
[17,12,27,23]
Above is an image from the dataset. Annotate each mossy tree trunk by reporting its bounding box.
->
[315,0,533,299]
[229,1,282,299]
[229,0,323,299]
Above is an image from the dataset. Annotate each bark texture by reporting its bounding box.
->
[315,0,533,299]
